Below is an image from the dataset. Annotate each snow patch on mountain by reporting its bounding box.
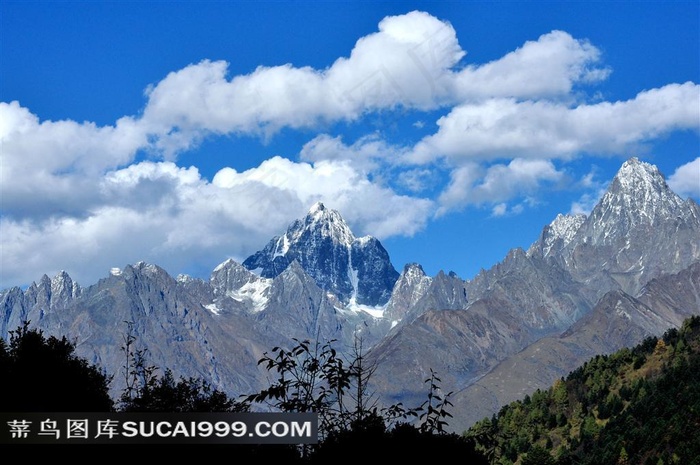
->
[346,300,387,318]
[204,303,221,315]
[227,279,272,312]
[300,201,356,246]
[273,235,291,258]
[592,157,689,238]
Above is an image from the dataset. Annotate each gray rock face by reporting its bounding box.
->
[527,213,587,259]
[383,263,432,324]
[0,258,384,400]
[367,157,700,428]
[255,260,343,341]
[242,202,399,306]
[448,262,700,433]
[369,248,592,410]
[1,262,258,397]
[555,158,700,296]
[400,270,469,326]
[0,271,81,338]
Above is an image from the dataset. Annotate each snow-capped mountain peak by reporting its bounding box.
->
[298,202,355,245]
[242,202,398,306]
[557,157,700,295]
[528,213,586,258]
[596,157,688,229]
[548,214,587,243]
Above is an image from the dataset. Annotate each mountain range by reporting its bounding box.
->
[1,157,699,432]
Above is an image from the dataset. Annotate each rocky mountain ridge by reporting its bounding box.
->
[366,158,700,424]
[2,158,698,431]
[242,201,399,307]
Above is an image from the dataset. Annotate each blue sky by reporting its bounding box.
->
[1,1,699,289]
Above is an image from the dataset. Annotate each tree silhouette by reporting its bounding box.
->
[117,321,244,413]
[244,337,488,464]
[419,368,454,434]
[466,417,510,465]
[119,368,245,412]
[0,321,113,412]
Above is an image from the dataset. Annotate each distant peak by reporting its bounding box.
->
[614,157,664,185]
[550,213,587,233]
[585,158,690,238]
[131,261,165,276]
[280,259,308,277]
[602,158,676,206]
[403,262,425,273]
[307,202,334,223]
[306,201,332,222]
[528,213,586,258]
[212,258,239,272]
[299,202,355,244]
[51,270,73,287]
[309,201,326,214]
[619,156,648,170]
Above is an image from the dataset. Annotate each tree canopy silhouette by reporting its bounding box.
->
[243,337,488,463]
[0,322,113,412]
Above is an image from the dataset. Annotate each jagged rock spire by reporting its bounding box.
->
[243,203,398,306]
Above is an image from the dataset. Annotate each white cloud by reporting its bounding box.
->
[138,10,464,153]
[452,30,610,100]
[668,157,700,198]
[1,157,433,287]
[410,83,700,163]
[141,60,331,146]
[2,10,698,289]
[0,101,146,175]
[326,10,464,109]
[135,17,613,156]
[437,159,565,215]
[396,168,437,193]
[212,156,434,238]
[491,203,507,217]
[0,102,150,220]
[299,133,400,173]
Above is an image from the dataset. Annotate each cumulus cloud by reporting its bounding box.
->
[132,16,613,156]
[452,30,610,100]
[0,101,146,175]
[212,156,433,238]
[138,10,464,153]
[436,159,565,215]
[1,11,466,178]
[410,83,700,163]
[299,133,401,173]
[1,10,698,288]
[1,156,433,286]
[668,157,700,198]
[0,102,150,220]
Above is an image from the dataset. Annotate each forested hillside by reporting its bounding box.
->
[465,316,700,465]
